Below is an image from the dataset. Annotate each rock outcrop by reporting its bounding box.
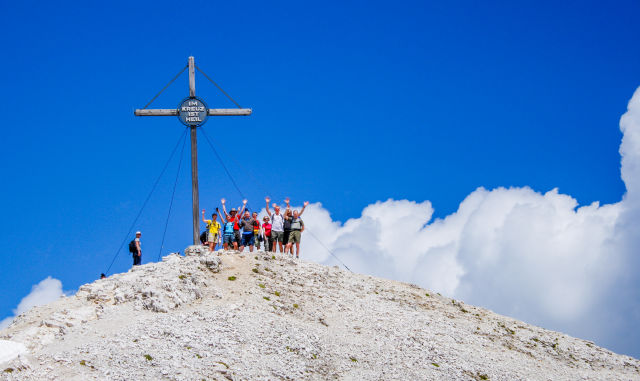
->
[1,248,638,380]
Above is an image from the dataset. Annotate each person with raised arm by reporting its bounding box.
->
[221,198,246,251]
[285,201,309,258]
[282,198,293,253]
[219,207,235,251]
[238,210,258,252]
[281,199,308,252]
[201,209,221,252]
[265,196,286,253]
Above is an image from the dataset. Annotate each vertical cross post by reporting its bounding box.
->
[188,56,200,245]
[134,56,251,249]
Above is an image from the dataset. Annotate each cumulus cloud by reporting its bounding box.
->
[0,277,64,330]
[296,87,640,357]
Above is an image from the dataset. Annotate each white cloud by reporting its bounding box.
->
[0,277,64,330]
[298,86,640,357]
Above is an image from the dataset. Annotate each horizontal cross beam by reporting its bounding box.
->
[134,108,252,116]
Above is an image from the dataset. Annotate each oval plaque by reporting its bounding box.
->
[178,97,209,127]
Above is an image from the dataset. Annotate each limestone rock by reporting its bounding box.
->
[0,249,638,380]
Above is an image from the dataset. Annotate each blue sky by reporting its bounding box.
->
[1,0,640,357]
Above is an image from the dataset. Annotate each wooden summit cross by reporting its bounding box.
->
[134,56,252,245]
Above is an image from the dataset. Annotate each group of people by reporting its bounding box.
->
[201,197,308,258]
[126,198,308,268]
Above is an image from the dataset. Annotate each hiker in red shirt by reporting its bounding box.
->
[262,216,272,252]
[221,198,246,251]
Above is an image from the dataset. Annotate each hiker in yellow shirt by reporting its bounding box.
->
[201,209,222,252]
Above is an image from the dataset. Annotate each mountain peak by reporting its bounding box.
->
[1,247,639,380]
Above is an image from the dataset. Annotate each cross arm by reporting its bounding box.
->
[209,108,252,116]
[134,108,252,116]
[134,109,178,116]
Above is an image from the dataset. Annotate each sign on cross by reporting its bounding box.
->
[134,56,252,245]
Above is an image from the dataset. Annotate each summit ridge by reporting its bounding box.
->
[1,247,639,380]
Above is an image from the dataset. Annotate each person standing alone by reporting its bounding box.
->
[129,231,142,266]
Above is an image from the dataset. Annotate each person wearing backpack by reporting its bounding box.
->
[201,209,221,252]
[129,231,142,266]
[282,199,308,255]
[285,210,305,258]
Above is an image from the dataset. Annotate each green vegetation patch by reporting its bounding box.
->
[3,368,14,373]
[216,361,229,369]
[263,296,270,301]
[178,275,187,280]
[293,303,299,309]
[228,276,237,281]
[498,322,515,335]
[144,354,153,361]
[252,268,259,273]
[274,291,281,296]
[431,363,440,367]
[478,374,489,380]
[79,360,86,366]
[258,283,266,288]
[349,357,357,362]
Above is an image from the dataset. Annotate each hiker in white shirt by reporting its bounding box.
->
[265,196,287,253]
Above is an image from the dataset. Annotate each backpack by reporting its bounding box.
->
[200,230,207,244]
[128,240,137,253]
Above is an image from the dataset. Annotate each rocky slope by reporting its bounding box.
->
[1,247,639,380]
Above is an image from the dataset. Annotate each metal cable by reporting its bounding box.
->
[105,127,189,275]
[142,64,188,110]
[200,127,246,200]
[157,130,188,261]
[305,229,352,272]
[201,128,271,197]
[195,65,242,108]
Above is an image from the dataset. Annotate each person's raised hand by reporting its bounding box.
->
[265,196,271,203]
[202,209,205,213]
[285,197,290,204]
[221,198,226,204]
[242,199,248,205]
[303,201,309,207]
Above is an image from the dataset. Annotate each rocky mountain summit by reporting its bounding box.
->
[1,247,639,380]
